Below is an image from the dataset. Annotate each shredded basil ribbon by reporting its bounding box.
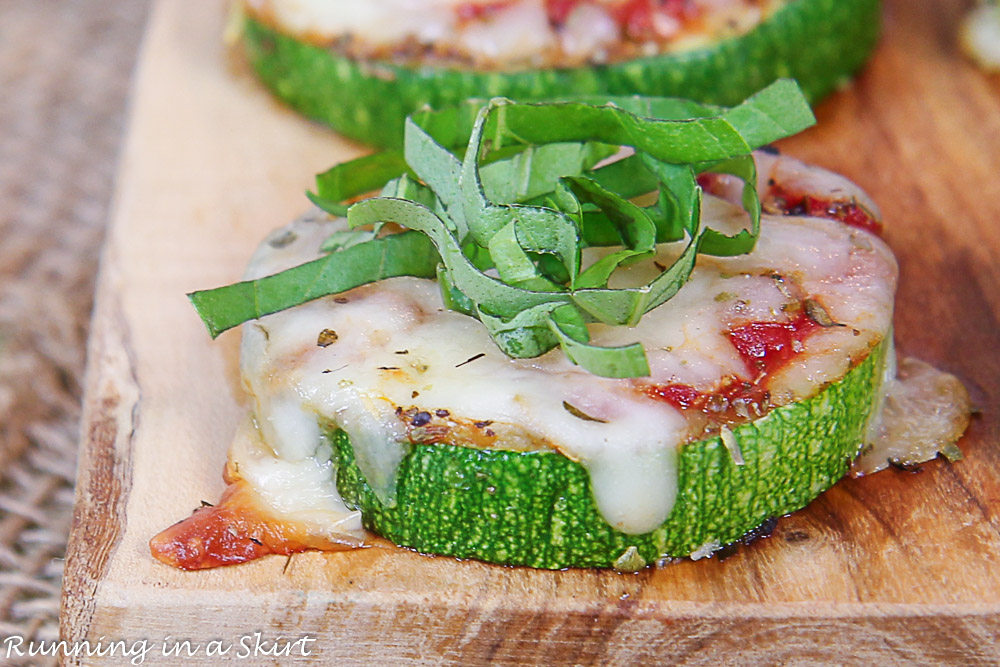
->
[190,80,815,378]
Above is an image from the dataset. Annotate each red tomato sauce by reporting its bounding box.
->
[645,376,769,422]
[612,0,694,38]
[645,312,820,420]
[727,311,819,377]
[695,173,883,236]
[768,184,883,236]
[456,1,514,21]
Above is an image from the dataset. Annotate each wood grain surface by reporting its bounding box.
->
[61,0,1000,664]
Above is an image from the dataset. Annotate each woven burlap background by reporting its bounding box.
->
[0,0,151,647]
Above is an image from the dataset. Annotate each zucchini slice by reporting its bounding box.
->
[330,338,887,570]
[241,0,881,147]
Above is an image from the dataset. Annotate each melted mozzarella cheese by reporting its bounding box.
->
[227,417,363,534]
[232,192,896,535]
[244,0,460,46]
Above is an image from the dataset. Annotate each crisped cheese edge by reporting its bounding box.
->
[853,352,973,475]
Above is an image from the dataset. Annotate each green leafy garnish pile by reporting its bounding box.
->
[190,80,815,378]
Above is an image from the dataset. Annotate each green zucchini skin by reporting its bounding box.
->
[242,0,881,148]
[330,339,887,569]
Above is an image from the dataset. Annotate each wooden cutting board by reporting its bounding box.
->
[61,0,1000,664]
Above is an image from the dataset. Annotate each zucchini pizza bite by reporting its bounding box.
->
[151,84,971,570]
[236,0,882,146]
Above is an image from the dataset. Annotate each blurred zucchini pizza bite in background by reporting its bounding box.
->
[235,0,882,146]
[961,1,1000,71]
[150,83,971,571]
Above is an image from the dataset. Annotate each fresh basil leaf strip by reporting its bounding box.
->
[189,231,438,338]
